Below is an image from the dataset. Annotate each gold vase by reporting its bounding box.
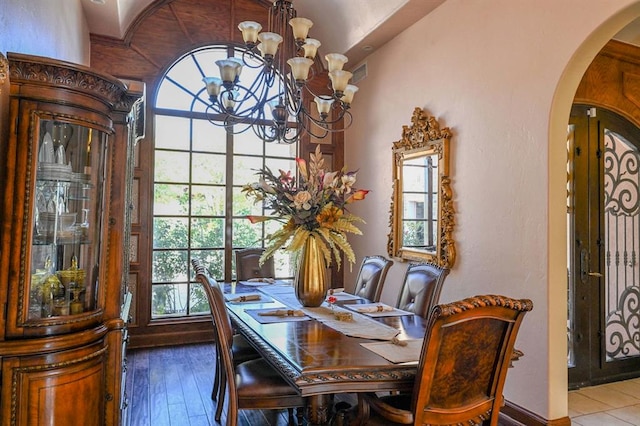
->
[294,235,328,307]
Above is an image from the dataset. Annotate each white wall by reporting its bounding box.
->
[0,0,90,65]
[344,0,640,420]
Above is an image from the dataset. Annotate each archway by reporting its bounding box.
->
[549,1,640,420]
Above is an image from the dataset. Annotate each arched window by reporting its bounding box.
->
[151,45,297,318]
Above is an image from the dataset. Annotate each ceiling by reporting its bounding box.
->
[81,0,640,66]
[80,0,445,66]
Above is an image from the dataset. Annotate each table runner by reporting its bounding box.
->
[259,285,400,341]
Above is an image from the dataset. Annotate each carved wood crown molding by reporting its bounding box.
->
[392,107,452,151]
[7,54,132,108]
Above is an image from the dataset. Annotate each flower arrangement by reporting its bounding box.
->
[242,145,369,270]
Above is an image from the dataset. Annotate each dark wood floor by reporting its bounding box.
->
[124,342,519,426]
[124,342,362,426]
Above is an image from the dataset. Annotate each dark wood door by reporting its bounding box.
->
[568,105,640,388]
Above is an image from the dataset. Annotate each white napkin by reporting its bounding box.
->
[354,304,394,313]
[229,294,262,303]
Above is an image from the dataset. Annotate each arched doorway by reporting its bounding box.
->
[548,2,640,420]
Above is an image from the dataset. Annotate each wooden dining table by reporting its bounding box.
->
[223,281,428,425]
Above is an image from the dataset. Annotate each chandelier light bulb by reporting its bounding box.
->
[202,77,223,98]
[329,70,353,94]
[238,21,262,45]
[325,53,348,72]
[215,59,243,84]
[313,96,334,118]
[341,84,359,106]
[257,32,283,57]
[222,90,239,111]
[288,57,314,82]
[302,38,321,59]
[289,17,313,41]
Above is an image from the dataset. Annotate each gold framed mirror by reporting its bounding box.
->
[387,107,456,268]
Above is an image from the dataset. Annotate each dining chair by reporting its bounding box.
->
[395,262,449,318]
[235,247,275,281]
[195,262,305,426]
[191,260,260,409]
[352,255,394,302]
[357,294,534,426]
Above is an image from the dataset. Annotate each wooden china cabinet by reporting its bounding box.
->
[0,53,143,425]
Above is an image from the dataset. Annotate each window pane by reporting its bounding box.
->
[233,155,263,185]
[153,218,189,249]
[191,218,224,248]
[189,283,210,315]
[234,131,264,155]
[154,183,189,215]
[266,141,297,158]
[233,218,262,247]
[193,119,226,152]
[152,45,298,319]
[156,150,190,182]
[152,250,188,282]
[191,250,224,280]
[155,116,191,150]
[152,283,188,317]
[265,157,296,175]
[233,187,262,216]
[191,185,225,216]
[192,152,226,184]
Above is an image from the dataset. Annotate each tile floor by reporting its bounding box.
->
[569,378,640,425]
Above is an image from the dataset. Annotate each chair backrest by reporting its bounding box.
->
[193,258,241,424]
[412,295,533,426]
[395,262,449,317]
[352,255,393,302]
[235,247,275,281]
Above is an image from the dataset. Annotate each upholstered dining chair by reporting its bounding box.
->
[194,261,305,426]
[191,260,260,412]
[358,294,534,426]
[235,247,275,281]
[396,262,449,318]
[352,255,394,302]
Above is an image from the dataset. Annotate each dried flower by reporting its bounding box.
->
[242,145,369,269]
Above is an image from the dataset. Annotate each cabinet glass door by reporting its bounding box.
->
[29,119,107,319]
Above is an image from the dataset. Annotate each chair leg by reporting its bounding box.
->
[287,408,295,425]
[215,369,226,422]
[211,351,220,401]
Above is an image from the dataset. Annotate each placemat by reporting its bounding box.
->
[245,308,311,324]
[360,339,424,363]
[327,291,363,301]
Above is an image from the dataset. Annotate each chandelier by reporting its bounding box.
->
[202,0,357,144]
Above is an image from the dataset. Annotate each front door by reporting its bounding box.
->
[568,105,640,388]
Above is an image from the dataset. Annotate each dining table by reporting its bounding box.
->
[223,280,428,425]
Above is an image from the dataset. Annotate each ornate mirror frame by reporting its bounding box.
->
[387,107,456,268]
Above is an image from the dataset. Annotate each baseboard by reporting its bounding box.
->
[501,400,571,426]
[128,329,214,349]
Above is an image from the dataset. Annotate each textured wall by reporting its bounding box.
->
[344,0,640,421]
[0,0,89,65]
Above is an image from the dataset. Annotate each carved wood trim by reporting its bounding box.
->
[7,53,129,108]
